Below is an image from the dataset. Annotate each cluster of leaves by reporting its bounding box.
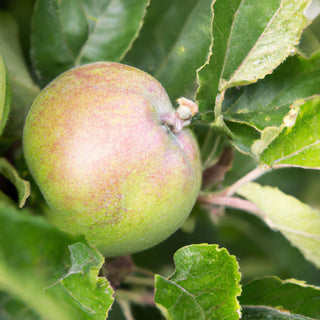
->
[1,0,320,319]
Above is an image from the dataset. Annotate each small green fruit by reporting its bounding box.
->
[23,62,201,256]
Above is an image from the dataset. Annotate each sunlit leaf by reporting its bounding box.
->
[219,53,320,155]
[155,244,241,320]
[261,97,320,169]
[197,0,311,113]
[237,182,320,267]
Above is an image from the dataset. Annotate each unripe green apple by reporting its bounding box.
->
[23,62,201,257]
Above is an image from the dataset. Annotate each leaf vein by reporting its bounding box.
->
[225,0,283,88]
[273,140,320,165]
[166,278,206,319]
[75,0,113,65]
[219,0,245,90]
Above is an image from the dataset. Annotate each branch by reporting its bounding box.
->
[224,165,271,197]
[198,194,275,229]
[199,194,320,241]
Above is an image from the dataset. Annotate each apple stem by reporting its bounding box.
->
[160,97,199,133]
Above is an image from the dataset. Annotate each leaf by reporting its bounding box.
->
[197,0,311,113]
[260,97,320,169]
[225,121,260,155]
[0,291,41,320]
[124,0,213,101]
[0,53,10,137]
[0,191,17,209]
[242,306,315,320]
[304,0,320,21]
[0,11,39,138]
[223,53,320,129]
[237,182,320,267]
[154,244,241,320]
[221,53,320,155]
[240,276,320,319]
[0,207,113,320]
[52,242,113,319]
[0,54,6,119]
[298,15,320,58]
[31,0,150,86]
[0,157,30,207]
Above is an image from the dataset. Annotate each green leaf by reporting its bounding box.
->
[0,291,40,320]
[0,53,10,137]
[0,207,113,320]
[225,121,260,155]
[242,306,315,320]
[124,0,213,101]
[0,73,11,138]
[31,0,150,85]
[0,191,18,209]
[0,11,39,138]
[260,97,320,169]
[0,54,6,118]
[221,53,320,155]
[154,244,241,320]
[240,276,320,319]
[53,242,113,319]
[0,157,30,207]
[237,182,320,267]
[298,15,320,58]
[197,0,311,113]
[222,54,320,130]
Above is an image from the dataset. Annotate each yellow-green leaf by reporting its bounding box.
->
[237,182,320,267]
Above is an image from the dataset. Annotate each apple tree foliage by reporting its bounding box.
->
[1,0,320,319]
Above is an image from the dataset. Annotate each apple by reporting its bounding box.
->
[23,62,202,257]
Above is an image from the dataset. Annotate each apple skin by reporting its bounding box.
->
[23,62,202,257]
